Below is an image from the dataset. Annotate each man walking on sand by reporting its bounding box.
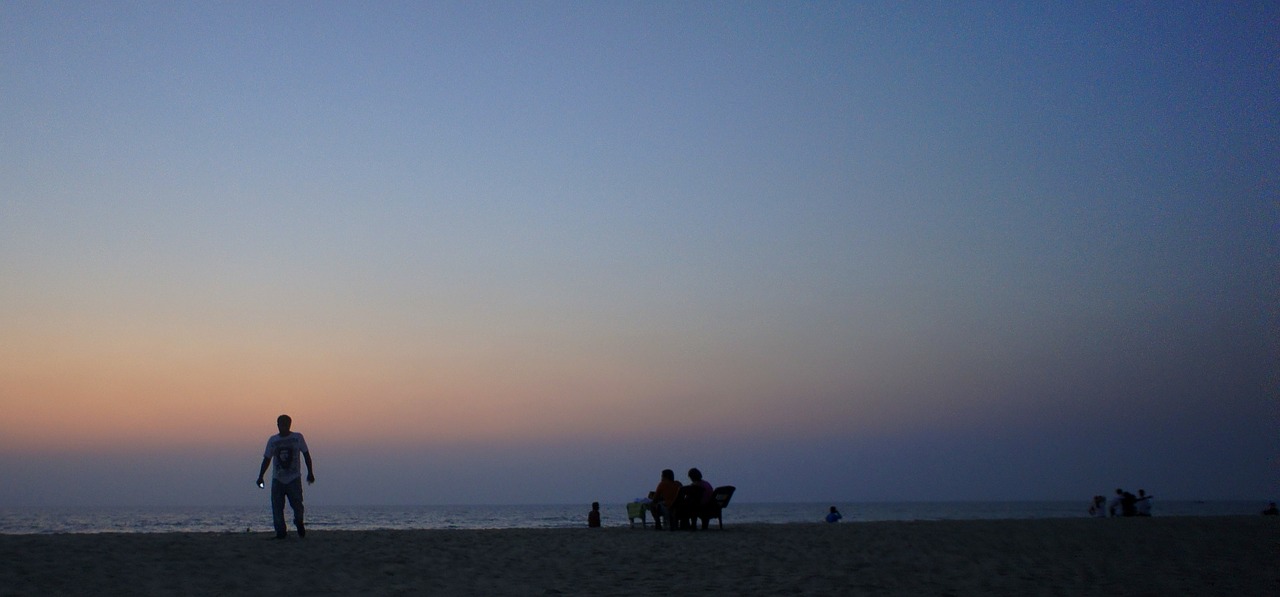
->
[256,414,314,539]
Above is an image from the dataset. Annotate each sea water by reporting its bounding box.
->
[0,501,1263,534]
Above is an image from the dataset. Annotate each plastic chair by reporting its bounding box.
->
[625,502,649,528]
[699,485,736,530]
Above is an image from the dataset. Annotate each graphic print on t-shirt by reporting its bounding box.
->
[265,433,308,483]
[275,446,294,471]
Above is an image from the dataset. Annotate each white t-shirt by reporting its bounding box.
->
[264,432,309,483]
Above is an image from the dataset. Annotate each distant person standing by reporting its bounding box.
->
[825,506,843,523]
[1120,490,1138,517]
[588,502,601,528]
[256,414,314,539]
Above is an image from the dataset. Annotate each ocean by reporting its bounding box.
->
[0,501,1263,534]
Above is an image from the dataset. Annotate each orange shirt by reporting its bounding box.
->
[654,479,682,508]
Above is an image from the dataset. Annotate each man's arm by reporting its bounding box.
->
[303,451,315,484]
[257,456,271,486]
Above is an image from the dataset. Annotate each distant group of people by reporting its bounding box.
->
[646,467,716,531]
[1090,488,1152,517]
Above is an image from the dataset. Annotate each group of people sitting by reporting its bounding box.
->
[646,467,718,531]
[1089,488,1153,517]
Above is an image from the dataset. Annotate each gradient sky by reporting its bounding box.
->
[2,1,1276,507]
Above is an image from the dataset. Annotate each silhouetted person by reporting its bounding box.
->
[256,414,314,539]
[1135,489,1153,516]
[588,502,601,528]
[1262,502,1278,516]
[649,469,682,531]
[1120,490,1137,517]
[689,468,713,505]
[826,506,843,523]
[1089,495,1106,517]
[676,467,714,530]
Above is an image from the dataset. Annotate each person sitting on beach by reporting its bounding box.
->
[825,506,842,523]
[1089,495,1106,517]
[1108,489,1126,517]
[674,468,715,530]
[1262,502,1278,516]
[649,469,682,531]
[689,468,714,505]
[588,502,601,528]
[1134,490,1152,517]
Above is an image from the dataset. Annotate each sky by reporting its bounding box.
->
[1,1,1276,507]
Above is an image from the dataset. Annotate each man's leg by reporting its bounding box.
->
[270,480,287,538]
[284,479,305,537]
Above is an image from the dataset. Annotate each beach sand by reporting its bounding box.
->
[1,517,1274,596]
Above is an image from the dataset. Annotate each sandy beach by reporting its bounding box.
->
[1,517,1274,596]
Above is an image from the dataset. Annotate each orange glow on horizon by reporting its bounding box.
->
[1,307,966,454]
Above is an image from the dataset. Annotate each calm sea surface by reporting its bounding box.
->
[0,501,1263,534]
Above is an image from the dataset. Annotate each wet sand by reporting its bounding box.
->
[1,517,1274,596]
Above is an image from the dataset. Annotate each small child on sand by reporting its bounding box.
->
[588,502,601,528]
[826,506,842,523]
